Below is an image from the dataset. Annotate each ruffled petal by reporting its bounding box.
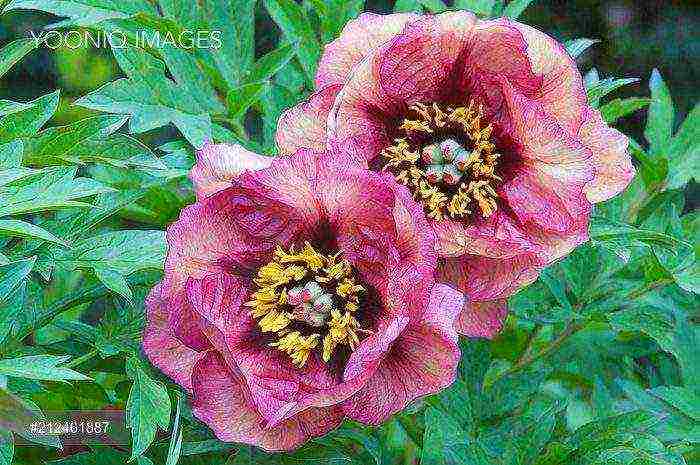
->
[191,142,273,199]
[438,253,541,302]
[275,85,340,156]
[316,12,419,88]
[142,284,206,392]
[579,107,635,203]
[343,284,461,424]
[191,351,343,451]
[455,298,508,338]
[508,21,588,132]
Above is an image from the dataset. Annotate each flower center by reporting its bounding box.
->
[245,242,367,367]
[381,101,501,221]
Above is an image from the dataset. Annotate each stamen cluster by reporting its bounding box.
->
[245,242,367,367]
[382,101,501,221]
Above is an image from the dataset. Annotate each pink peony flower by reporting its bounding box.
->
[276,11,635,338]
[143,144,463,451]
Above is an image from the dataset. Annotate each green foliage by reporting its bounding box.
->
[0,0,697,464]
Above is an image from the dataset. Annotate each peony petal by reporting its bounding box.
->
[508,21,588,132]
[316,12,419,89]
[432,210,539,259]
[579,107,635,203]
[343,284,461,424]
[191,351,343,451]
[191,142,273,199]
[455,298,508,338]
[142,284,206,392]
[276,85,340,156]
[438,253,541,302]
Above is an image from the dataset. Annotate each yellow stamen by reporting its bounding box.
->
[270,332,320,367]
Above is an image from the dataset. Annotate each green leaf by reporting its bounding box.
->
[0,355,90,381]
[0,429,13,465]
[502,0,536,18]
[94,268,134,303]
[248,42,297,84]
[454,0,495,16]
[651,386,700,421]
[564,38,599,58]
[0,257,35,306]
[665,103,699,189]
[263,0,321,85]
[50,230,166,275]
[0,167,113,216]
[482,359,513,391]
[0,140,23,169]
[200,0,256,88]
[422,407,487,465]
[586,77,639,107]
[644,69,675,156]
[75,48,211,148]
[599,97,651,124]
[165,394,183,465]
[126,358,171,461]
[3,0,157,27]
[0,38,39,79]
[0,90,59,143]
[0,219,70,247]
[0,100,32,117]
[22,115,129,166]
[227,82,267,119]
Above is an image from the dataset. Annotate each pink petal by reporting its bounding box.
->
[275,85,340,156]
[315,12,419,89]
[432,210,539,259]
[191,351,343,451]
[508,21,588,133]
[438,253,541,302]
[455,299,508,338]
[343,284,461,424]
[579,107,635,203]
[327,12,540,163]
[142,284,205,392]
[190,142,273,199]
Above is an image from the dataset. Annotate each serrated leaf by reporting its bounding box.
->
[3,0,157,27]
[0,167,113,216]
[564,38,599,58]
[600,97,651,124]
[0,355,90,381]
[644,69,675,156]
[0,219,70,247]
[0,37,39,79]
[22,115,129,166]
[50,230,166,275]
[502,0,535,18]
[263,0,321,85]
[0,90,59,143]
[125,358,171,461]
[75,48,211,148]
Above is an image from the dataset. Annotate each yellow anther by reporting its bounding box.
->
[258,310,291,333]
[270,332,320,367]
